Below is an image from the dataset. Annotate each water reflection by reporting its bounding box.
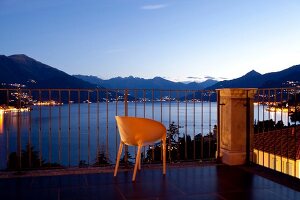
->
[254,104,290,126]
[0,111,3,134]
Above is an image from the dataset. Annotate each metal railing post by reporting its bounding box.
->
[216,90,221,162]
[124,89,128,164]
[246,90,251,165]
[17,89,21,170]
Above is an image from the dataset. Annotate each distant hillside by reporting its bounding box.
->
[0,54,95,88]
[209,65,300,89]
[74,75,218,90]
[0,54,134,103]
[74,75,218,99]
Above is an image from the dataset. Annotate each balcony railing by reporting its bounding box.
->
[0,88,218,171]
[253,88,300,179]
[2,87,299,180]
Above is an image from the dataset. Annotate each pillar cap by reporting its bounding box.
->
[216,88,257,98]
[215,88,257,91]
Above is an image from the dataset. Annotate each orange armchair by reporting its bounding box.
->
[114,116,167,181]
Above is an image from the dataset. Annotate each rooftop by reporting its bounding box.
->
[254,126,300,160]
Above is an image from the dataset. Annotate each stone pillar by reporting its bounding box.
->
[217,88,257,165]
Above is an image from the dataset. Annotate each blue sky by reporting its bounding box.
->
[1,0,300,82]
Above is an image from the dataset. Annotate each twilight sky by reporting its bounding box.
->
[1,0,300,82]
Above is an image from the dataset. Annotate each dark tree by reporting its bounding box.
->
[290,109,300,123]
[93,150,110,166]
[166,122,182,162]
[120,151,134,165]
[7,144,45,170]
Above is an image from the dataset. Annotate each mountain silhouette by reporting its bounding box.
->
[2,54,300,92]
[73,75,217,90]
[208,65,300,89]
[0,54,95,88]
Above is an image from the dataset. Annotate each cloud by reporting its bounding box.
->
[187,76,202,80]
[204,76,215,79]
[141,4,168,10]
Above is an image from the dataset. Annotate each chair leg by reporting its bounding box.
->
[162,139,166,175]
[132,145,142,181]
[138,152,141,171]
[114,142,123,177]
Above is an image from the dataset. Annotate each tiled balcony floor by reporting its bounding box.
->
[0,164,299,200]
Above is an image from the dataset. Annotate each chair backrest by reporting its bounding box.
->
[115,116,166,146]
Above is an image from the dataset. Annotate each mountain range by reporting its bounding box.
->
[73,75,218,90]
[1,54,300,92]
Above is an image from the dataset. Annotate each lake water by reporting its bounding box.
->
[0,102,290,169]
